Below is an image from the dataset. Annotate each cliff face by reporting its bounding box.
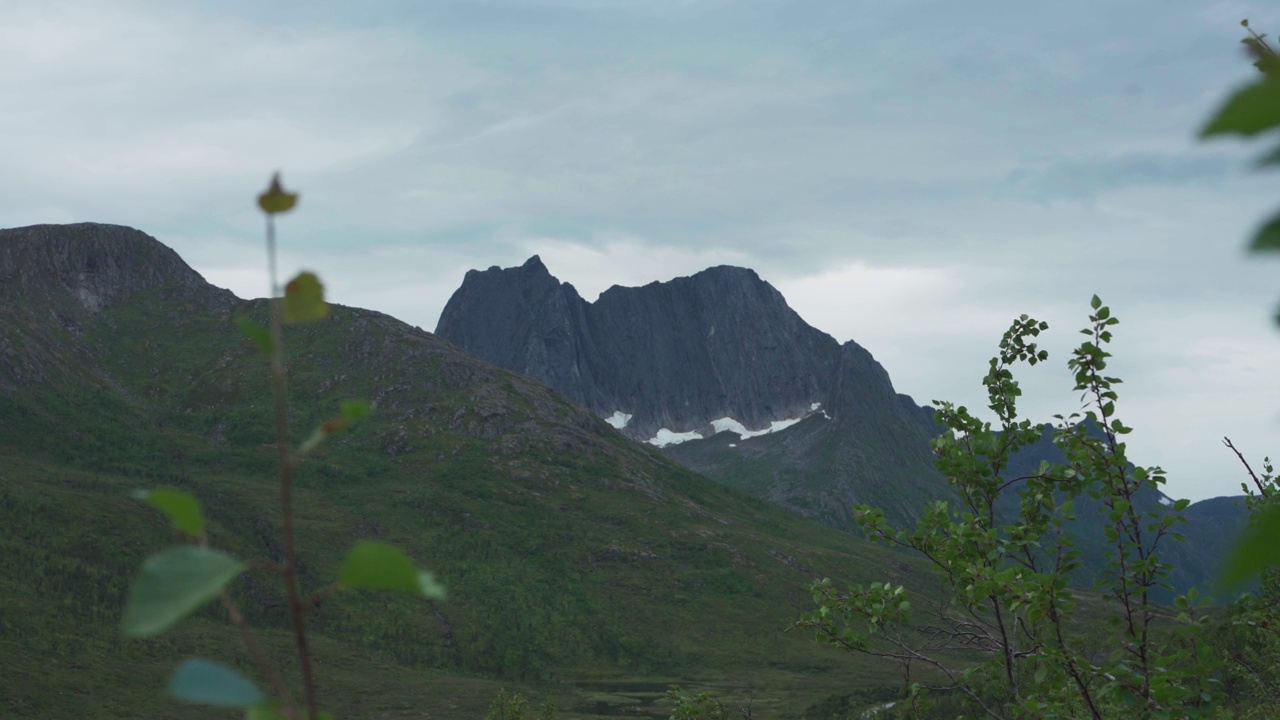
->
[436,256,867,441]
[580,265,840,437]
[435,256,597,412]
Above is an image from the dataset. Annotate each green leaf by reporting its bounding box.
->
[284,271,328,324]
[123,546,246,637]
[257,172,299,215]
[132,488,204,537]
[1221,503,1280,589]
[340,541,446,599]
[1090,294,1102,310]
[1248,210,1280,251]
[1200,78,1280,138]
[234,317,274,355]
[169,658,263,707]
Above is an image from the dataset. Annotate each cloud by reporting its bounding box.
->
[1002,152,1243,201]
[510,235,755,301]
[0,1,479,228]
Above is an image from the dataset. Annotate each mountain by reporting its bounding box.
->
[435,256,945,528]
[0,223,940,719]
[435,257,1250,595]
[436,257,836,438]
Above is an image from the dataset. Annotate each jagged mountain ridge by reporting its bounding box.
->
[436,255,847,441]
[435,256,946,527]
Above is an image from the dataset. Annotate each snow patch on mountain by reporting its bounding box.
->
[645,402,829,447]
[647,428,704,447]
[606,411,632,429]
[711,416,803,439]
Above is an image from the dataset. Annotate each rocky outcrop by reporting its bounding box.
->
[0,223,234,312]
[434,256,597,414]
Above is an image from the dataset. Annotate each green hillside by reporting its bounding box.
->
[0,224,938,719]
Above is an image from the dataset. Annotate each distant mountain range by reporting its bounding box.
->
[435,255,1250,595]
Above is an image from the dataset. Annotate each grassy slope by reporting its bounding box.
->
[0,280,933,719]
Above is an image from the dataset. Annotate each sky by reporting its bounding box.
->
[3,0,1280,501]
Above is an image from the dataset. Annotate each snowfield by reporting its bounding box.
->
[637,402,830,448]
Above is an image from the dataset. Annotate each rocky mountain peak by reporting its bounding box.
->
[436,256,853,442]
[0,223,229,313]
[520,254,549,271]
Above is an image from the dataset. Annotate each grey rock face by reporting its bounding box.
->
[436,256,925,444]
[0,223,234,312]
[436,256,596,412]
[582,266,838,437]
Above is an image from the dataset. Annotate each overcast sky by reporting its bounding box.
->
[4,0,1280,501]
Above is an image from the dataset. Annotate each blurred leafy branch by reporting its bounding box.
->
[123,174,445,720]
[1200,20,1280,253]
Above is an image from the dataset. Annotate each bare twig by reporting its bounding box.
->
[1224,437,1268,495]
